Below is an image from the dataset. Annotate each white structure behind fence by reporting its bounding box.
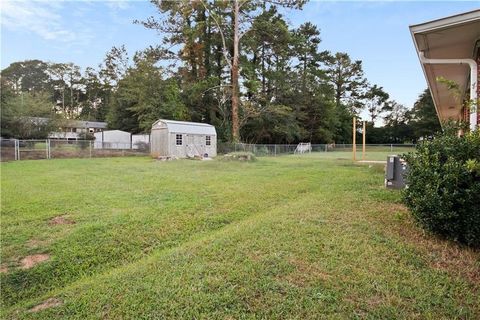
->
[132,134,150,150]
[150,119,217,158]
[94,130,132,149]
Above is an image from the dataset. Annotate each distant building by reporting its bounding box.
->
[94,130,131,149]
[150,119,217,158]
[49,119,107,140]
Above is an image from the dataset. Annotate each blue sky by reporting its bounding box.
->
[1,0,479,115]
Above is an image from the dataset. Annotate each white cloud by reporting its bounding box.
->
[105,0,131,11]
[0,0,77,42]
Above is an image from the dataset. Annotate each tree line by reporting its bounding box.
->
[0,0,440,142]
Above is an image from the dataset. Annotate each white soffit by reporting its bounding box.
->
[410,10,480,121]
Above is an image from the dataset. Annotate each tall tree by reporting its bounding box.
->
[409,89,441,140]
[322,52,368,142]
[0,60,51,94]
[364,84,389,123]
[324,52,367,111]
[108,50,187,133]
[382,100,413,143]
[0,91,58,139]
[139,0,306,142]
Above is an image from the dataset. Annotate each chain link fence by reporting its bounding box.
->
[1,139,150,162]
[1,139,416,162]
[218,143,416,161]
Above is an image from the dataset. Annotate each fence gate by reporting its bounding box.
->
[17,140,49,160]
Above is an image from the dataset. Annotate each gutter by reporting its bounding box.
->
[419,51,478,131]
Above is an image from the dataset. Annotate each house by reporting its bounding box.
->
[410,9,480,131]
[94,130,132,149]
[23,117,107,139]
[150,119,217,159]
[49,119,107,139]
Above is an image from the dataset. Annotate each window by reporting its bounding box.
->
[176,134,183,145]
[206,136,211,146]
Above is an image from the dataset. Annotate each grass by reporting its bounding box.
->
[1,155,478,319]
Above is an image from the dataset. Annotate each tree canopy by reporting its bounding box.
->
[0,1,441,143]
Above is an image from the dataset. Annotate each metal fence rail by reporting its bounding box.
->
[1,139,416,162]
[1,139,150,162]
[218,143,416,159]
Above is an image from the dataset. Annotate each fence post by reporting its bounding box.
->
[89,140,92,158]
[48,139,51,159]
[45,139,49,159]
[15,139,18,160]
[390,144,393,152]
[274,144,277,157]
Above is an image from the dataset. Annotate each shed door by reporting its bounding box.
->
[185,134,195,158]
[186,134,194,146]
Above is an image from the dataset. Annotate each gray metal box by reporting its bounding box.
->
[385,155,407,189]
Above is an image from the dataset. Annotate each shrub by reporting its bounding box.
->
[254,146,270,156]
[221,152,257,162]
[402,126,480,247]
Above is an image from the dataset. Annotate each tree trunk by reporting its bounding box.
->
[231,0,240,142]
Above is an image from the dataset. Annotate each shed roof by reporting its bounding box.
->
[152,119,216,135]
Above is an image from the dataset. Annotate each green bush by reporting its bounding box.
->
[402,126,480,247]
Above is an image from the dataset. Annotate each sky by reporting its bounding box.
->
[1,0,479,117]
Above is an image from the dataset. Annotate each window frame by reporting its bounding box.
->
[176,134,183,146]
[206,136,211,146]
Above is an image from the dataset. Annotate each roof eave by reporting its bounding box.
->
[409,9,480,34]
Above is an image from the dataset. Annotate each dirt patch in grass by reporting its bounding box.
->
[49,215,75,225]
[29,298,62,312]
[0,265,8,273]
[20,254,50,269]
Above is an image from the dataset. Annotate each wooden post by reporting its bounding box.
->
[362,121,366,160]
[352,117,356,161]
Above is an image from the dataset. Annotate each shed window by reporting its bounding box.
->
[206,136,211,146]
[176,134,183,145]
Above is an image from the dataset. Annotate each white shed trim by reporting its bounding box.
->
[152,119,216,136]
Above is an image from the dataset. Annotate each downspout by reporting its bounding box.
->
[419,51,478,131]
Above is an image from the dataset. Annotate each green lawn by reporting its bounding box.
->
[1,156,478,319]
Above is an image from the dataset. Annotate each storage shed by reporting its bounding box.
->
[151,119,217,158]
[94,130,131,149]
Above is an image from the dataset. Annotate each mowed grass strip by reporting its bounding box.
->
[1,156,478,319]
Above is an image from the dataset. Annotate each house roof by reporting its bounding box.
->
[152,119,216,135]
[27,117,107,129]
[410,9,480,121]
[68,120,107,129]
